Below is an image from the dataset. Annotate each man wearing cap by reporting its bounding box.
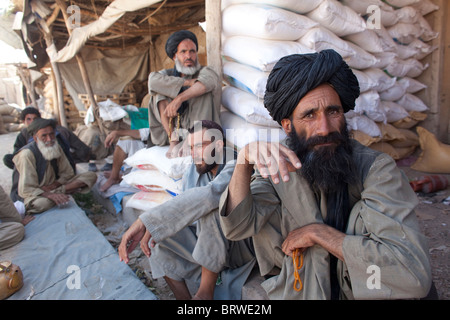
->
[219,50,432,299]
[12,118,97,214]
[148,29,221,157]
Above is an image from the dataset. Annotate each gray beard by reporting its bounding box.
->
[37,138,62,161]
[175,57,201,75]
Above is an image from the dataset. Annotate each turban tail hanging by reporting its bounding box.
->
[263,49,360,125]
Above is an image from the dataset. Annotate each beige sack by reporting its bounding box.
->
[411,127,450,173]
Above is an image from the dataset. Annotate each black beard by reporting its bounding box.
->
[286,122,357,233]
[286,123,356,194]
[195,162,217,175]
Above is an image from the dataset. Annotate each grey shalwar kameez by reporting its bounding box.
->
[139,150,255,299]
[219,140,432,300]
[147,66,221,146]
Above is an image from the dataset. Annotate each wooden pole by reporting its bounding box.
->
[41,31,68,128]
[55,0,105,135]
[205,0,222,80]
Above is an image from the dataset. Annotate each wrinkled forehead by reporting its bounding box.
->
[294,84,342,113]
[35,126,55,136]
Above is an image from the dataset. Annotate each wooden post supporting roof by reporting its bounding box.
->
[205,0,222,80]
[54,0,106,135]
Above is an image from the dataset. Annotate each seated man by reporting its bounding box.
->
[220,50,432,299]
[148,29,221,156]
[12,118,97,214]
[0,186,34,250]
[100,29,221,192]
[3,106,91,170]
[118,120,254,300]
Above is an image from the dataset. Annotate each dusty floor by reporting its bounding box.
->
[1,130,448,300]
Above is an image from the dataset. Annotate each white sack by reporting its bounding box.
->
[222,4,318,40]
[417,15,439,41]
[372,25,397,52]
[340,0,393,15]
[411,0,439,16]
[345,111,382,137]
[221,0,324,14]
[125,191,173,212]
[344,41,379,70]
[396,6,420,23]
[364,68,397,92]
[222,86,279,127]
[122,169,183,195]
[222,36,314,72]
[220,110,286,149]
[124,146,192,179]
[380,8,400,27]
[408,38,437,60]
[306,0,366,37]
[383,0,420,7]
[379,82,406,101]
[396,93,429,112]
[223,61,269,99]
[372,51,398,69]
[354,90,386,123]
[299,26,356,58]
[397,77,427,93]
[98,99,128,122]
[405,59,429,78]
[344,29,384,53]
[387,22,423,44]
[352,69,379,92]
[381,101,410,123]
[395,42,419,60]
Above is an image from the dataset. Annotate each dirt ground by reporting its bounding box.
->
[1,130,448,300]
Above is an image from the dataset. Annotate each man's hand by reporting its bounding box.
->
[104,130,120,148]
[242,141,301,184]
[118,219,148,264]
[22,215,35,226]
[139,230,155,258]
[164,97,183,118]
[41,181,62,192]
[43,191,70,206]
[281,224,346,261]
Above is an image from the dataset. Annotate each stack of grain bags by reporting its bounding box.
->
[118,146,192,212]
[220,0,438,160]
[0,99,22,134]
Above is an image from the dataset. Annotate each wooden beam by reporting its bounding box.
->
[205,0,222,80]
[55,0,105,135]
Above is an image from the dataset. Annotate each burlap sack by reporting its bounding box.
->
[369,141,400,160]
[350,129,381,146]
[411,127,450,173]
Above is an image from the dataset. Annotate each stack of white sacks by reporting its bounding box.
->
[119,146,192,211]
[220,0,439,160]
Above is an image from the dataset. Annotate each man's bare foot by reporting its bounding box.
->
[166,141,181,158]
[99,177,121,192]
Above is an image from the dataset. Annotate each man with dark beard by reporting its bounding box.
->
[118,120,254,300]
[219,50,432,299]
[12,119,97,214]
